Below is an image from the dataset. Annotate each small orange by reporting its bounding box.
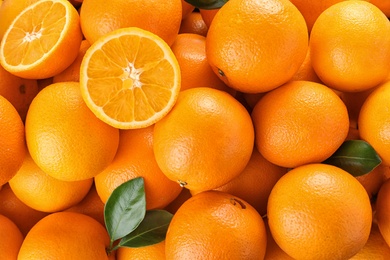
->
[310,0,390,92]
[9,152,93,212]
[165,190,267,259]
[18,211,114,259]
[79,27,181,129]
[206,0,308,93]
[375,178,390,247]
[153,87,254,192]
[251,80,349,168]
[0,0,83,79]
[199,8,219,29]
[0,183,49,237]
[25,81,119,181]
[355,164,385,200]
[0,63,39,121]
[52,39,91,83]
[267,163,372,260]
[0,95,26,186]
[116,240,166,260]
[79,0,182,46]
[179,11,208,36]
[170,33,234,94]
[0,214,24,259]
[94,125,183,210]
[359,81,390,166]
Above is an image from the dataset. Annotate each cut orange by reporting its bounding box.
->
[80,27,181,129]
[0,0,82,79]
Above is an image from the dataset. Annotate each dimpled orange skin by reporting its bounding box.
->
[206,0,308,93]
[165,190,267,259]
[309,1,390,92]
[267,163,372,260]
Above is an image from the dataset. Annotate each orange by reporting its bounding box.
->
[9,152,93,212]
[192,146,287,216]
[153,87,254,192]
[264,219,294,260]
[79,27,181,129]
[350,223,390,259]
[170,33,234,94]
[310,1,390,92]
[251,80,349,168]
[375,178,390,247]
[290,46,322,84]
[179,11,208,36]
[199,8,219,29]
[0,0,83,79]
[94,125,183,210]
[165,190,267,259]
[79,0,182,46]
[164,188,192,215]
[116,240,165,260]
[18,211,114,259]
[0,183,49,237]
[0,54,39,122]
[267,163,372,260]
[369,0,390,17]
[355,165,385,200]
[181,0,195,19]
[206,0,308,93]
[0,214,24,259]
[63,183,105,227]
[25,81,119,181]
[0,0,39,40]
[0,95,26,186]
[288,0,348,33]
[359,81,390,166]
[52,39,91,83]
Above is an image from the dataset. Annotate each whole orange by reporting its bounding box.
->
[206,0,308,93]
[153,87,254,192]
[94,125,183,210]
[310,0,390,92]
[25,81,119,181]
[179,12,208,36]
[251,80,349,168]
[268,163,372,260]
[0,95,26,186]
[358,81,390,166]
[79,0,182,46]
[165,190,267,259]
[0,214,23,259]
[18,211,114,259]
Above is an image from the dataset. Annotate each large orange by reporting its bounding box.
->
[170,33,234,94]
[94,125,183,210]
[79,0,182,46]
[0,0,83,79]
[9,152,93,212]
[116,240,165,260]
[25,81,119,181]
[153,87,254,192]
[267,163,372,260]
[165,190,267,259]
[310,0,390,92]
[359,81,390,166]
[0,95,26,186]
[251,80,349,168]
[0,214,23,259]
[206,0,308,93]
[18,211,114,259]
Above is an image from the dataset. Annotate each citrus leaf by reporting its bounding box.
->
[118,209,173,248]
[104,177,146,242]
[184,0,228,9]
[323,140,382,177]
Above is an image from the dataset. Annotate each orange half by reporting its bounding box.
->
[0,0,82,79]
[80,27,181,129]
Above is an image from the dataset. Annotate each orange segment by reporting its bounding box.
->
[0,0,82,79]
[80,27,181,129]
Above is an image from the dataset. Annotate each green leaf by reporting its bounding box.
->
[118,209,173,248]
[184,0,228,9]
[323,140,382,177]
[104,177,146,243]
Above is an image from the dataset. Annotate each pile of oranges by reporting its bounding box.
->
[1,0,390,259]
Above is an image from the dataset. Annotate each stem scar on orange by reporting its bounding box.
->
[80,27,181,130]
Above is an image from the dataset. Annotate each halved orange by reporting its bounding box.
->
[0,0,82,79]
[80,27,181,129]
